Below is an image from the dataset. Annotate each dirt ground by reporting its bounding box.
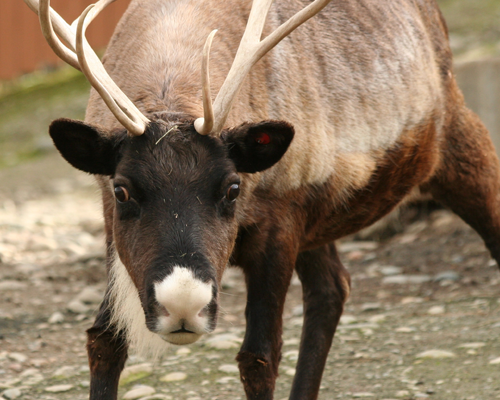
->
[0,154,499,400]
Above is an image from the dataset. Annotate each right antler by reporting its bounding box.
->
[194,0,332,136]
[23,0,149,136]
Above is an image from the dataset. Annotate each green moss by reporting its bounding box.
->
[0,67,90,169]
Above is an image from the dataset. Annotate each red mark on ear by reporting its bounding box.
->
[255,132,271,145]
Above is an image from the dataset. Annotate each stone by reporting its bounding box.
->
[489,357,500,364]
[427,306,445,315]
[120,363,153,385]
[380,266,403,276]
[67,299,89,314]
[216,377,238,384]
[361,302,382,312]
[160,372,187,382]
[353,393,375,398]
[396,391,411,397]
[1,389,21,400]
[458,342,486,349]
[382,275,432,285]
[337,241,378,252]
[204,334,242,350]
[77,287,103,304]
[284,368,296,376]
[433,271,461,282]
[416,350,456,359]
[175,347,191,356]
[48,311,64,324]
[292,305,303,316]
[339,315,358,325]
[7,353,27,363]
[44,384,74,392]
[0,281,27,291]
[283,350,299,361]
[396,327,416,333]
[122,385,156,399]
[218,364,239,374]
[52,366,78,379]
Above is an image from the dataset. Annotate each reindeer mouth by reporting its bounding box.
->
[171,326,195,334]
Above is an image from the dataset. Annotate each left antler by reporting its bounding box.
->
[24,0,149,136]
[194,0,332,136]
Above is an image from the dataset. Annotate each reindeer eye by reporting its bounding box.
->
[114,186,130,203]
[226,184,240,202]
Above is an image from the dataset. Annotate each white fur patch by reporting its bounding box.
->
[155,266,213,320]
[109,253,169,359]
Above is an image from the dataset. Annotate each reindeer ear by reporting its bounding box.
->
[49,118,124,176]
[222,120,294,173]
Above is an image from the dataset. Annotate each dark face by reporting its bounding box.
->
[49,115,294,345]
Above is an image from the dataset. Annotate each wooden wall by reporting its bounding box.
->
[0,0,131,80]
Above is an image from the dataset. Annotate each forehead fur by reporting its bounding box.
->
[116,118,234,186]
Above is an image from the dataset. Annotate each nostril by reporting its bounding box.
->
[158,304,170,317]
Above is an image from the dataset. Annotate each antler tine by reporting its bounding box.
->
[24,0,80,70]
[24,0,149,136]
[70,0,116,33]
[208,0,332,135]
[76,5,147,136]
[194,30,217,135]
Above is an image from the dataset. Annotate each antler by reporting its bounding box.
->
[23,0,149,136]
[194,0,332,136]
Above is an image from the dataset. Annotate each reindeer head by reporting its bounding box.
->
[49,115,293,344]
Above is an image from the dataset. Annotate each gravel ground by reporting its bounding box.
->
[0,154,499,400]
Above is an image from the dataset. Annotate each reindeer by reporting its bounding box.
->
[24,0,500,399]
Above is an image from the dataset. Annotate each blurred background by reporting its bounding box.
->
[0,0,499,168]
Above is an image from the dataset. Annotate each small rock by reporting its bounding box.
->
[160,372,187,382]
[67,299,89,314]
[284,368,296,377]
[427,306,445,315]
[122,385,156,399]
[283,338,300,346]
[8,353,27,363]
[368,314,387,323]
[489,357,500,364]
[339,315,358,325]
[44,384,74,393]
[120,363,153,385]
[77,287,103,304]
[382,275,431,285]
[292,305,303,316]
[395,327,416,333]
[380,266,403,276]
[433,271,461,282]
[205,334,241,350]
[337,241,378,252]
[176,347,191,356]
[416,350,456,359]
[353,393,375,398]
[218,364,239,374]
[48,312,64,324]
[52,366,78,379]
[401,297,424,304]
[1,389,21,400]
[361,302,382,312]
[283,350,299,361]
[396,390,411,397]
[0,281,27,292]
[216,377,237,384]
[458,342,486,349]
